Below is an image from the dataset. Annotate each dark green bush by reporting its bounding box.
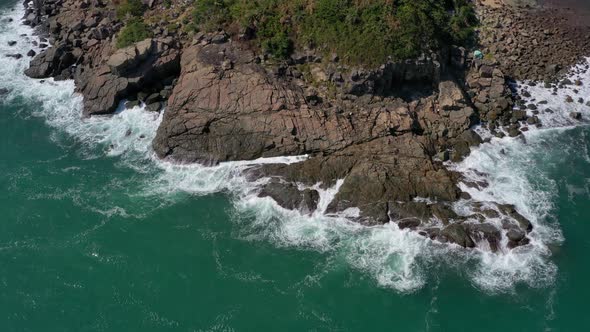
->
[116,0,145,19]
[192,0,234,32]
[190,0,478,64]
[116,17,152,49]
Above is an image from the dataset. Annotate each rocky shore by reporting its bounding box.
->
[11,0,589,252]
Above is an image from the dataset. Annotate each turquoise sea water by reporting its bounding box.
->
[2,1,590,331]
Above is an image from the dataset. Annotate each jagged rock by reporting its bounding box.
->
[258,180,320,213]
[506,228,525,242]
[107,39,154,75]
[398,218,422,230]
[25,43,74,79]
[77,38,180,116]
[467,223,501,252]
[498,204,533,232]
[146,102,162,112]
[441,223,475,248]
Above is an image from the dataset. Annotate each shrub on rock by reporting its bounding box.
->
[190,0,478,63]
[116,17,152,49]
[116,0,145,19]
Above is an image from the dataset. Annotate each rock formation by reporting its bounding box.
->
[21,0,587,252]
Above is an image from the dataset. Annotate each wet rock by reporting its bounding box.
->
[145,93,161,105]
[24,44,74,79]
[508,128,521,137]
[146,102,161,112]
[498,204,533,232]
[258,180,320,214]
[570,112,582,120]
[397,218,422,230]
[125,100,140,109]
[5,53,22,59]
[441,223,475,248]
[512,110,527,121]
[468,223,501,252]
[506,228,525,242]
[431,203,458,224]
[26,49,36,57]
[7,40,16,46]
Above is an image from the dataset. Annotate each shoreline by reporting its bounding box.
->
[7,0,590,254]
[2,1,589,293]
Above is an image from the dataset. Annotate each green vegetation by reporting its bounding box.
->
[191,0,478,65]
[115,0,151,49]
[116,17,152,49]
[116,0,145,19]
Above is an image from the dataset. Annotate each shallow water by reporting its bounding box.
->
[1,1,590,331]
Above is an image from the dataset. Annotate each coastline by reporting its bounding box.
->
[1,0,589,295]
[7,0,590,255]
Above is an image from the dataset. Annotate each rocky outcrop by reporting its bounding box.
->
[23,0,182,116]
[148,37,488,231]
[76,38,180,116]
[24,42,75,79]
[22,0,540,252]
[153,42,431,163]
[477,3,590,81]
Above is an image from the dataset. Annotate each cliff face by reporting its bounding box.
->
[20,0,563,252]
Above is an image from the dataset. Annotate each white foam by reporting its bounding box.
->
[450,58,590,291]
[1,3,585,293]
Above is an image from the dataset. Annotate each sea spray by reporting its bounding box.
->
[2,3,588,294]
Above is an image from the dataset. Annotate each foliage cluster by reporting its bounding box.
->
[191,0,478,64]
[116,0,145,19]
[116,17,152,49]
[115,0,152,49]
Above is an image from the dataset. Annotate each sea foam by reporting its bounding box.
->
[2,3,588,293]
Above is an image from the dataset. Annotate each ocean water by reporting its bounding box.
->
[1,1,590,331]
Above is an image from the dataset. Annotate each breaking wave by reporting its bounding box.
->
[2,3,588,293]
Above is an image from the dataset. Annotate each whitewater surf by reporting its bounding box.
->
[2,2,589,294]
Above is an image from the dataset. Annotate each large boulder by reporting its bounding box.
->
[441,223,475,248]
[467,223,501,252]
[24,43,76,79]
[107,39,154,75]
[438,80,467,110]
